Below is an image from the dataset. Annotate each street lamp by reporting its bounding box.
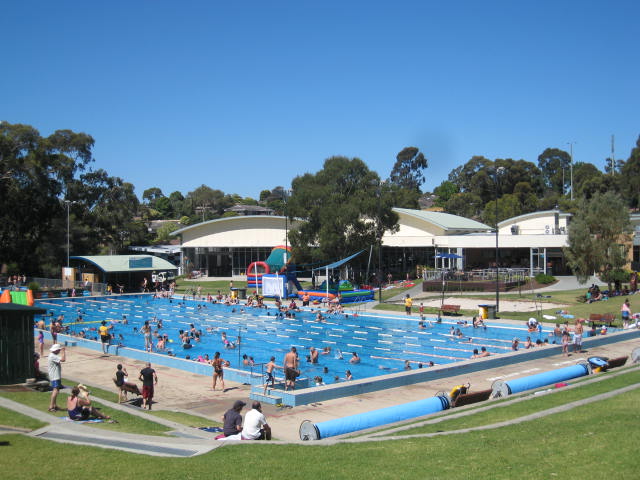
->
[64,200,77,267]
[376,181,384,303]
[494,167,505,314]
[567,142,576,201]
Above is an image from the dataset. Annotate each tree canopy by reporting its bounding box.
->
[564,192,631,288]
[287,156,398,267]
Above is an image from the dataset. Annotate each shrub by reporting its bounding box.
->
[27,281,40,292]
[535,273,556,284]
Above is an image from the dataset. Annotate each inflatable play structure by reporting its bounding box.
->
[297,279,374,304]
[297,250,374,304]
[246,246,302,297]
[0,289,35,306]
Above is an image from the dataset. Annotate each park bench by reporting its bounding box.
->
[440,304,461,315]
[590,313,615,326]
[588,313,602,324]
[605,356,628,369]
[451,388,492,408]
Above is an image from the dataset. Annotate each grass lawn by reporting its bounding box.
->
[1,376,638,479]
[0,387,173,436]
[147,409,221,429]
[386,368,640,435]
[0,406,46,431]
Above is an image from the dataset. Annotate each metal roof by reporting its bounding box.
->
[393,208,491,231]
[70,255,178,273]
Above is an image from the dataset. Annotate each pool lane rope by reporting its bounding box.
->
[299,395,450,440]
[491,361,591,398]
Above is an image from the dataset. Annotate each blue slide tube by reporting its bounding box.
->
[300,395,449,440]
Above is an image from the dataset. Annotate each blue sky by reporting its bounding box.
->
[2,1,639,200]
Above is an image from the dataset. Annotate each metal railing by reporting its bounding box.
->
[422,268,529,283]
[29,277,106,295]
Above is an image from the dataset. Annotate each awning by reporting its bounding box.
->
[435,253,463,259]
[312,250,365,271]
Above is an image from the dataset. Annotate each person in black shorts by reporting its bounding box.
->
[138,362,158,410]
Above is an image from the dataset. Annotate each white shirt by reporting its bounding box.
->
[48,352,61,381]
[242,408,267,440]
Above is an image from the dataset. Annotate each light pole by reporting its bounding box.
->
[567,142,575,201]
[64,200,76,267]
[377,181,383,303]
[494,167,505,314]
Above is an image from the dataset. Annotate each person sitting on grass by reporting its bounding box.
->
[67,386,111,421]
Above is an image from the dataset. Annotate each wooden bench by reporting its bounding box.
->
[605,356,628,369]
[440,304,461,315]
[589,313,603,323]
[589,313,615,326]
[452,389,492,408]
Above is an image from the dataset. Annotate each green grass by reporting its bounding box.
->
[0,383,638,479]
[388,368,640,436]
[146,409,221,428]
[0,388,172,436]
[0,406,46,431]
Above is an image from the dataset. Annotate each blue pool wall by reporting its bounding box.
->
[40,326,640,407]
[257,327,640,406]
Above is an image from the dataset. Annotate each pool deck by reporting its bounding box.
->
[36,321,640,442]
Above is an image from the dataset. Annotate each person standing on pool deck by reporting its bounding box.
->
[98,320,112,355]
[139,362,158,410]
[263,356,277,394]
[211,351,227,391]
[573,319,584,354]
[284,346,298,391]
[405,294,413,315]
[47,344,66,411]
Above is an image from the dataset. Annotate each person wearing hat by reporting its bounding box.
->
[47,344,66,412]
[222,400,246,437]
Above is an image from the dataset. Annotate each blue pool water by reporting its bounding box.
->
[36,295,553,383]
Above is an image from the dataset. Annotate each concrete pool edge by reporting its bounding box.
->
[254,328,640,406]
[41,327,640,407]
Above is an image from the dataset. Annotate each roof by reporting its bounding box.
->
[70,255,178,273]
[171,215,289,237]
[393,208,491,232]
[497,209,571,228]
[0,303,46,314]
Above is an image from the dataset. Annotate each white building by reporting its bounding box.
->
[172,208,596,279]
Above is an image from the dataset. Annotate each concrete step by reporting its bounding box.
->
[249,391,283,405]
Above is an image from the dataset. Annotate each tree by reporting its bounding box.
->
[0,122,94,274]
[481,194,522,226]
[564,192,631,290]
[142,187,164,205]
[153,222,180,244]
[572,162,606,200]
[537,148,571,195]
[433,180,459,207]
[388,147,428,208]
[444,192,484,219]
[620,135,640,209]
[287,156,398,267]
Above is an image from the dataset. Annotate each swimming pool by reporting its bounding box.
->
[36,295,553,384]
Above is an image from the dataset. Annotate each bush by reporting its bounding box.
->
[27,281,40,292]
[535,273,556,285]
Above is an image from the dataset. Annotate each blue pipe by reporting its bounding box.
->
[505,363,589,395]
[301,395,449,440]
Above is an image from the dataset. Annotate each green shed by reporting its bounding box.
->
[0,303,46,385]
